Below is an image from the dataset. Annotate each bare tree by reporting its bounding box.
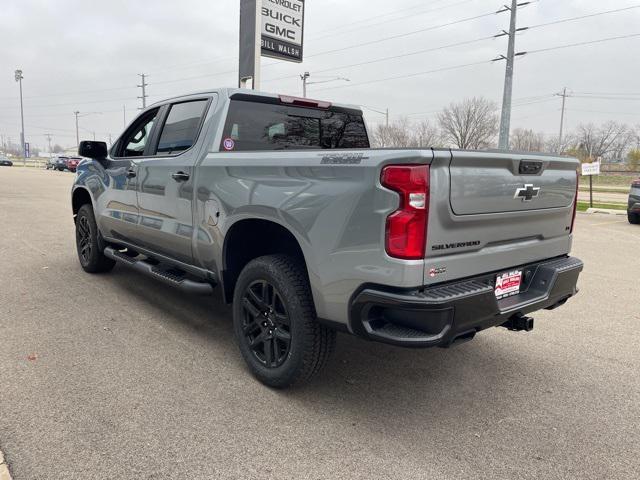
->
[372,117,442,148]
[372,124,391,148]
[574,121,632,160]
[386,117,413,147]
[511,128,546,152]
[411,119,442,148]
[437,97,499,149]
[546,133,575,156]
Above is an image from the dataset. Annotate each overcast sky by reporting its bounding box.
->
[1,0,639,151]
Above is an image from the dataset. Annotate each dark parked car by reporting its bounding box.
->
[629,178,640,224]
[47,156,69,171]
[46,157,59,170]
[0,155,13,167]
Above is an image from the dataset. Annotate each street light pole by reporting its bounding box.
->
[14,69,26,166]
[300,73,350,97]
[300,72,310,98]
[74,111,80,149]
[556,87,569,154]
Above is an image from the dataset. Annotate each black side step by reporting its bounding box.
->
[104,247,214,296]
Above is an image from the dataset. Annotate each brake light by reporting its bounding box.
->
[381,165,429,260]
[278,95,331,109]
[570,170,579,233]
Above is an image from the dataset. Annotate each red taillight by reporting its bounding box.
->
[381,165,429,260]
[570,170,579,233]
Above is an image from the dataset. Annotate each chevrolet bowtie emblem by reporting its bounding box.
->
[514,184,540,202]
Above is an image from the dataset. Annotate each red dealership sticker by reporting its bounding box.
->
[495,270,522,299]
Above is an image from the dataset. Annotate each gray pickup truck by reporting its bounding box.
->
[72,88,583,387]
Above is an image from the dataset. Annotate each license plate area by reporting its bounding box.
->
[495,269,522,300]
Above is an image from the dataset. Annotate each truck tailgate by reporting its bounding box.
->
[425,149,579,285]
[449,151,576,215]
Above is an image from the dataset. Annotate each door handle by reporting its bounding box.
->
[126,168,136,178]
[171,171,190,182]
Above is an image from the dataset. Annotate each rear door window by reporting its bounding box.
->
[220,100,369,151]
[155,100,208,155]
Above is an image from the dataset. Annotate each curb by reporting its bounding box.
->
[0,449,12,480]
[585,208,627,216]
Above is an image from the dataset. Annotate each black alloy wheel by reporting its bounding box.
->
[232,254,336,388]
[77,215,92,264]
[75,204,116,273]
[241,280,292,368]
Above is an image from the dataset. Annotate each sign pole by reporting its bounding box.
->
[581,160,600,208]
[252,0,260,90]
[239,0,261,90]
[239,0,304,89]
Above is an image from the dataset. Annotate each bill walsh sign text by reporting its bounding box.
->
[261,0,305,62]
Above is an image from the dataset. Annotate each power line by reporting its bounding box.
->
[572,91,640,96]
[528,5,640,31]
[0,96,135,110]
[305,9,500,59]
[313,60,491,93]
[525,33,640,56]
[565,108,639,116]
[312,33,640,94]
[308,0,477,41]
[0,84,138,101]
[307,0,456,36]
[571,95,640,101]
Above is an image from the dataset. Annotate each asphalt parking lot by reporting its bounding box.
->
[1,167,638,480]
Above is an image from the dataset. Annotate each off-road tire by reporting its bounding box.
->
[233,254,336,388]
[628,212,640,225]
[75,204,116,273]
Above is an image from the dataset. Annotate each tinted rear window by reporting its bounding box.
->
[220,100,369,151]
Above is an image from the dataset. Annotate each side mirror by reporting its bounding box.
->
[78,140,108,159]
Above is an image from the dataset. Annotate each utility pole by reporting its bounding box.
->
[495,1,530,150]
[44,133,52,154]
[14,69,26,166]
[108,134,113,146]
[137,74,148,109]
[74,111,80,148]
[556,87,570,154]
[123,105,127,128]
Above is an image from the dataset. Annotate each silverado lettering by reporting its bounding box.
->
[432,241,481,251]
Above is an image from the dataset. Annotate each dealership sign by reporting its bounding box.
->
[261,0,304,62]
[581,161,601,176]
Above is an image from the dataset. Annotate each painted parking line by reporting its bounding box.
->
[587,220,627,227]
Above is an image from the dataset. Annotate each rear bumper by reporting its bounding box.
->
[628,193,640,212]
[349,256,583,348]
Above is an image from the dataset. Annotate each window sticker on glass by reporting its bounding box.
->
[223,138,235,151]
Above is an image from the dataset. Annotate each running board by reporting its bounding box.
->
[104,247,214,296]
